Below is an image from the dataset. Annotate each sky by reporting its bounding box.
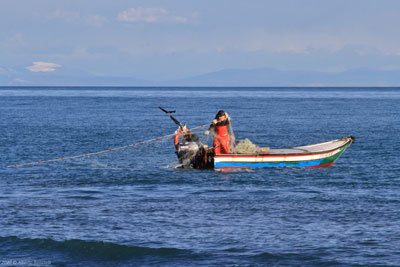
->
[2,0,400,81]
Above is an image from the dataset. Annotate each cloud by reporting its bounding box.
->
[117,7,189,24]
[48,10,80,23]
[85,14,108,27]
[26,62,62,72]
[12,78,32,85]
[48,10,107,27]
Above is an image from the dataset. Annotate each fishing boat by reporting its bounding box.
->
[158,107,354,170]
[213,136,355,169]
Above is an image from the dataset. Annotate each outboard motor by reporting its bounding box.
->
[177,141,199,167]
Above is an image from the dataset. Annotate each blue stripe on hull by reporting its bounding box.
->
[214,159,325,168]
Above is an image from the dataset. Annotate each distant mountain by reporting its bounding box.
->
[165,68,400,87]
[2,66,400,86]
[0,66,150,86]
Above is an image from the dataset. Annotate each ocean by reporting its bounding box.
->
[0,87,399,266]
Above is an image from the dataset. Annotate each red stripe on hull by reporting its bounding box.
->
[308,161,335,168]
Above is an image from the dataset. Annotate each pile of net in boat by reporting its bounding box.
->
[232,138,270,154]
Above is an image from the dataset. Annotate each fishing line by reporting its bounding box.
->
[8,124,207,168]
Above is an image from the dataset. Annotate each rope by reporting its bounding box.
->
[8,124,207,168]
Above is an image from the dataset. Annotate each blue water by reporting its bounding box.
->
[1,87,399,266]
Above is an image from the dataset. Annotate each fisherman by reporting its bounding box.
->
[205,110,232,154]
[174,125,200,167]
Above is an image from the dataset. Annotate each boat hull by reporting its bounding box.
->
[214,136,354,169]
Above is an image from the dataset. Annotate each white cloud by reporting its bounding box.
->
[48,10,80,23]
[26,62,62,72]
[85,14,108,27]
[117,7,189,24]
[12,78,32,85]
[48,10,107,27]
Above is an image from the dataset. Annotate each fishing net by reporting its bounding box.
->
[232,138,270,154]
[228,121,236,153]
[232,138,258,153]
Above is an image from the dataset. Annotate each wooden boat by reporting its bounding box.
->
[213,136,355,169]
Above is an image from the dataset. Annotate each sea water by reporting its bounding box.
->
[0,87,399,266]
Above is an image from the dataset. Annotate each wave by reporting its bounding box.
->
[252,251,348,266]
[0,236,198,261]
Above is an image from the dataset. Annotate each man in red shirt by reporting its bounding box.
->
[206,110,232,154]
